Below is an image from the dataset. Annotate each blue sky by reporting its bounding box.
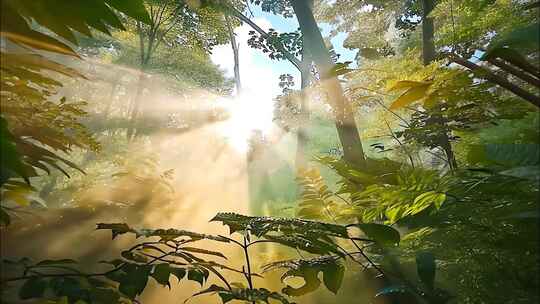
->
[210,6,358,152]
[211,6,357,96]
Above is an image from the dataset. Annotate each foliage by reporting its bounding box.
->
[1,209,452,304]
[295,149,539,303]
[192,285,295,304]
[263,255,344,296]
[247,29,303,60]
[432,0,538,56]
[1,0,150,56]
[1,0,539,304]
[0,0,150,223]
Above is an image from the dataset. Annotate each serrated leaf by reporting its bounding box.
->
[190,284,293,304]
[180,247,227,259]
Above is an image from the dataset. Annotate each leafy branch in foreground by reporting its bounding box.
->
[1,213,448,303]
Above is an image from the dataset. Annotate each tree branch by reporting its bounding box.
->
[487,57,540,88]
[446,53,540,107]
[226,6,302,70]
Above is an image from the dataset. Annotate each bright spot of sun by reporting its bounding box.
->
[217,90,275,153]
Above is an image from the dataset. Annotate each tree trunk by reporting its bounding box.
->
[126,70,146,140]
[225,15,241,93]
[441,137,458,170]
[421,0,457,169]
[127,21,150,140]
[291,0,366,168]
[421,0,436,65]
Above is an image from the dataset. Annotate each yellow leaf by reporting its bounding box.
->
[389,84,431,110]
[387,80,432,92]
[2,188,32,206]
[423,92,438,109]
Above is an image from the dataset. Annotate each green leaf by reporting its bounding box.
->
[36,259,77,266]
[187,268,208,286]
[211,212,348,238]
[0,117,28,184]
[117,264,151,299]
[90,287,121,304]
[180,247,227,259]
[490,23,540,50]
[19,277,47,299]
[416,251,436,290]
[412,191,446,214]
[0,207,11,226]
[263,256,342,296]
[105,0,152,24]
[322,263,345,294]
[190,285,293,304]
[151,263,171,287]
[96,222,229,242]
[352,223,400,246]
[170,267,186,282]
[49,277,84,300]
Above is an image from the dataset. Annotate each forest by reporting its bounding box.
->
[0,0,538,303]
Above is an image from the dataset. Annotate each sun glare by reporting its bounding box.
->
[218,91,275,153]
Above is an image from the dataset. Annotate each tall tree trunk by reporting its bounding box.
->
[421,0,457,170]
[291,0,366,168]
[127,21,149,140]
[127,69,146,140]
[421,0,436,65]
[225,15,241,93]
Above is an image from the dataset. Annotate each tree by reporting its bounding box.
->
[0,0,150,223]
[225,14,242,92]
[126,0,230,139]
[220,0,367,168]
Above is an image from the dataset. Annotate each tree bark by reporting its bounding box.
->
[225,15,242,93]
[421,0,436,65]
[291,0,366,168]
[449,53,540,107]
[487,57,540,88]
